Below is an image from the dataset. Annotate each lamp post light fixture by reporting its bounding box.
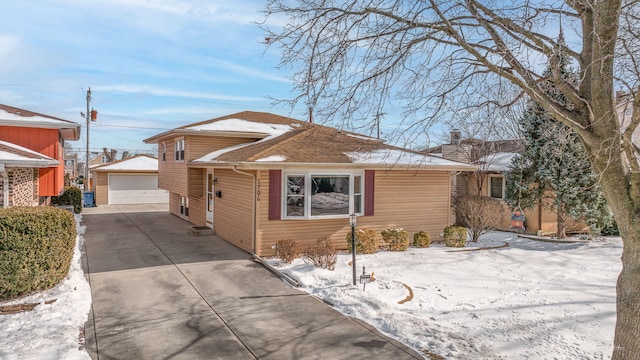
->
[349,213,358,286]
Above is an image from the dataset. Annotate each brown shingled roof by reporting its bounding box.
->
[214,125,386,163]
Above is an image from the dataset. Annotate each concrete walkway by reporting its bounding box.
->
[82,205,422,360]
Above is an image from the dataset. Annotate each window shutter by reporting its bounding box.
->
[364,170,375,216]
[269,170,282,220]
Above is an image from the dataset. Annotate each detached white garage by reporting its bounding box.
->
[91,155,169,206]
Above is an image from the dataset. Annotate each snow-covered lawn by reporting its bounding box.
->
[0,214,92,360]
[268,232,621,359]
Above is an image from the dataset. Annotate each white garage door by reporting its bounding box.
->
[108,174,169,205]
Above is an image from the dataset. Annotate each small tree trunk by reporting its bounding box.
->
[556,205,566,239]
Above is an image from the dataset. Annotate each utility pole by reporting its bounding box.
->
[81,88,97,192]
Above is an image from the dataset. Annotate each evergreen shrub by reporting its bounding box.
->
[381,227,410,251]
[346,228,379,254]
[443,226,467,247]
[412,231,431,248]
[52,186,82,213]
[0,206,76,300]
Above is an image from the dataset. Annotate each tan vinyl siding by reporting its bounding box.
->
[169,192,181,217]
[189,195,206,226]
[255,170,452,256]
[188,168,204,197]
[159,141,188,195]
[213,169,254,253]
[94,172,109,206]
[187,136,257,161]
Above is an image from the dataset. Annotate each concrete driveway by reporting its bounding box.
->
[82,204,422,360]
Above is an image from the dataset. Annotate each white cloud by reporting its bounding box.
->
[94,84,264,102]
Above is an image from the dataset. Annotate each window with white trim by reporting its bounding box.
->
[488,175,505,199]
[179,196,189,216]
[284,172,363,218]
[175,139,185,161]
[161,143,166,162]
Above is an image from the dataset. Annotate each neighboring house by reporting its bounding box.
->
[90,154,169,205]
[0,104,80,206]
[0,141,59,207]
[426,131,588,235]
[144,111,475,256]
[64,153,78,181]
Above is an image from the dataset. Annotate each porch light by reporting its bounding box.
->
[349,213,358,285]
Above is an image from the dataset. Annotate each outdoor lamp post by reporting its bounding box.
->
[349,213,358,285]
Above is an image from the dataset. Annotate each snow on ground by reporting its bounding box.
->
[268,232,621,359]
[0,214,92,360]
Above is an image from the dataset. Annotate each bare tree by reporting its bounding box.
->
[263,1,640,357]
[454,195,505,242]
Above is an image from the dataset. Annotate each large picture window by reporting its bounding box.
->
[284,172,363,218]
[311,176,350,216]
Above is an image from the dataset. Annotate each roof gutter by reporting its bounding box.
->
[143,129,270,144]
[232,165,257,255]
[191,161,478,172]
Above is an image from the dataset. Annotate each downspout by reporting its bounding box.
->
[449,170,463,226]
[0,164,8,208]
[232,166,256,255]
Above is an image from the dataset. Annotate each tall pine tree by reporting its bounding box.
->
[504,33,610,238]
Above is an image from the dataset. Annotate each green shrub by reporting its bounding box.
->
[0,206,76,300]
[276,239,299,263]
[346,228,379,254]
[52,186,82,213]
[412,231,431,248]
[600,217,620,236]
[303,238,337,270]
[443,226,467,247]
[381,227,410,251]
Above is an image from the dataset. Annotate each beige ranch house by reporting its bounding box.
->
[144,111,475,256]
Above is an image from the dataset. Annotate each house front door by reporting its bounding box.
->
[206,169,214,228]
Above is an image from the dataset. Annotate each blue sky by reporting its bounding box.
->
[0,0,305,155]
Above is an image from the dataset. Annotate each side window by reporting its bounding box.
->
[180,196,189,216]
[175,139,185,161]
[489,175,504,199]
[162,143,166,162]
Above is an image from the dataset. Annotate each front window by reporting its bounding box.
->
[489,175,505,199]
[284,172,363,219]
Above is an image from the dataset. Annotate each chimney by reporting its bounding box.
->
[308,107,313,124]
[451,129,461,145]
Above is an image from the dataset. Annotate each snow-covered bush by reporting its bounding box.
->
[412,231,431,248]
[276,239,299,263]
[303,238,337,270]
[443,226,467,247]
[381,227,410,251]
[346,228,379,254]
